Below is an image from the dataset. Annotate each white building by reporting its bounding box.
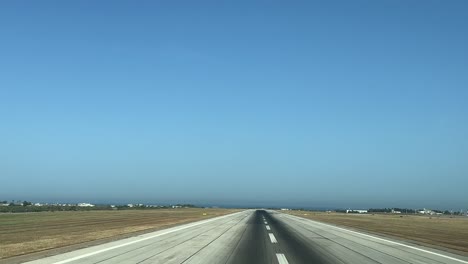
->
[346,209,368,214]
[418,208,435,215]
[77,203,95,207]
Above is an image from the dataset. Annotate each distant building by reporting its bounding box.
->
[346,209,368,214]
[77,203,95,207]
[418,208,435,215]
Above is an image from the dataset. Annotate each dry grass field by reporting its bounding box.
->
[284,211,468,255]
[0,208,238,259]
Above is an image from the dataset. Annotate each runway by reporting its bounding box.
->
[25,210,468,264]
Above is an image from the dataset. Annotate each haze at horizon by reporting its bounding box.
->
[1,1,467,209]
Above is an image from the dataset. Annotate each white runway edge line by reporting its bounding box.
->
[276,253,289,264]
[284,213,468,264]
[51,211,248,264]
[266,225,271,231]
[269,233,278,243]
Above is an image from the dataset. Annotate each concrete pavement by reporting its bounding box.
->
[24,210,468,264]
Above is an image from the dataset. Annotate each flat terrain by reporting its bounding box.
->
[22,210,468,264]
[0,208,237,260]
[284,211,468,255]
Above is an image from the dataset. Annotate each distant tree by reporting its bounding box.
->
[23,201,32,206]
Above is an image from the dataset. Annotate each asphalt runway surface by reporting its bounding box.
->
[25,210,468,264]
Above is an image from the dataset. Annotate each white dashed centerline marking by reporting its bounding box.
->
[276,253,289,264]
[268,233,278,243]
[264,221,268,224]
[266,225,271,230]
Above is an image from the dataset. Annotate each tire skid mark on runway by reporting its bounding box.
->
[282,213,468,264]
[280,214,450,264]
[223,213,252,264]
[265,212,347,264]
[284,219,388,264]
[226,210,275,264]
[281,216,412,264]
[261,211,291,264]
[273,214,390,264]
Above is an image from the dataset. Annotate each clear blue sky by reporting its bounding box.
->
[1,1,467,209]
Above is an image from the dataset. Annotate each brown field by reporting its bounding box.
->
[284,211,468,255]
[0,208,238,259]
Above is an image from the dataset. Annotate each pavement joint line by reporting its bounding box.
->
[283,213,468,264]
[266,225,271,231]
[49,210,248,264]
[268,233,278,243]
[276,253,289,264]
